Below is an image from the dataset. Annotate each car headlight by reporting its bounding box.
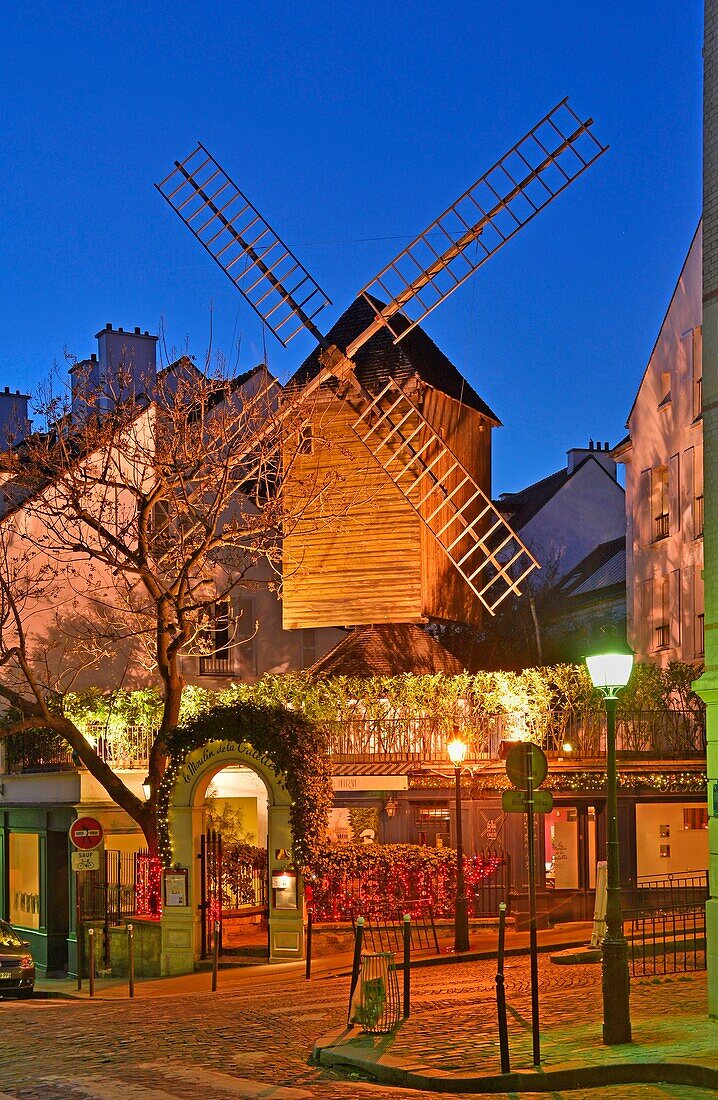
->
[19,954,33,969]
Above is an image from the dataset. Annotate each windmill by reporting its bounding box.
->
[156,99,606,622]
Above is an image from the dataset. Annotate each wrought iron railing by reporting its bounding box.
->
[3,724,155,774]
[327,709,705,763]
[654,511,670,540]
[627,902,706,977]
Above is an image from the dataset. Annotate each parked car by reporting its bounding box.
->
[0,921,35,998]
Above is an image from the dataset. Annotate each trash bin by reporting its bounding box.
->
[350,951,401,1034]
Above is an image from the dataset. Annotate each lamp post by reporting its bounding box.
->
[447,736,470,953]
[586,650,634,1046]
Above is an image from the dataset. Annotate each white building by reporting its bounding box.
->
[615,223,703,665]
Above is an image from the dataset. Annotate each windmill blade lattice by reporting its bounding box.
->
[156,144,332,348]
[353,98,607,349]
[344,374,539,612]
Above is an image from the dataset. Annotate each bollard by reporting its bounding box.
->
[496,901,510,1074]
[212,920,220,992]
[127,924,135,999]
[347,916,364,1024]
[88,927,96,998]
[403,914,411,1018]
[305,907,313,981]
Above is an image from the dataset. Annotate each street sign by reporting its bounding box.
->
[69,816,104,851]
[502,789,553,815]
[71,850,101,872]
[505,742,548,790]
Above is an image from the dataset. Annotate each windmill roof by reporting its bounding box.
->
[307,623,465,679]
[292,295,501,424]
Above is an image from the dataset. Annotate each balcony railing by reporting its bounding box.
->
[2,706,706,778]
[654,622,670,650]
[653,511,670,540]
[3,724,155,774]
[694,494,704,538]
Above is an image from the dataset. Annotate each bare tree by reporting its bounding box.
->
[0,355,356,853]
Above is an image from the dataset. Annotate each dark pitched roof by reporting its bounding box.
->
[498,454,623,532]
[557,536,626,597]
[292,295,500,424]
[307,623,465,679]
[497,467,569,530]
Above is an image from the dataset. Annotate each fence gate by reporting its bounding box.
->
[199,829,269,959]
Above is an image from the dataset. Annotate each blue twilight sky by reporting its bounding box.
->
[0,1,703,493]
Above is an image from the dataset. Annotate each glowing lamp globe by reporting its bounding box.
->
[586,652,633,692]
[447,738,467,767]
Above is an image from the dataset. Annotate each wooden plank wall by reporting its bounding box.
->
[281,383,493,631]
[281,395,423,629]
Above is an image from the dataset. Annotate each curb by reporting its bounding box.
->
[313,1031,718,1094]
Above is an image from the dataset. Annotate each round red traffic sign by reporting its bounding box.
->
[69,816,104,851]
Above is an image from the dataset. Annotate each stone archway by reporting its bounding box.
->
[159,739,304,975]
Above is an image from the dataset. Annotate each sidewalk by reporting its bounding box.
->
[313,967,718,1094]
[34,921,595,1001]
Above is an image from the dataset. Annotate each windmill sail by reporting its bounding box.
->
[157,100,605,613]
[351,98,607,352]
[156,143,332,348]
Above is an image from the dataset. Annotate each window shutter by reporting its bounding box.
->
[669,454,680,534]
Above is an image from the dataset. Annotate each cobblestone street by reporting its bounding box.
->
[0,955,715,1100]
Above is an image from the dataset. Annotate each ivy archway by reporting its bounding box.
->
[157,701,332,869]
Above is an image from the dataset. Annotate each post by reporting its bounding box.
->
[199,834,207,961]
[305,906,313,981]
[454,764,470,953]
[347,916,364,1025]
[602,695,632,1044]
[496,901,510,1074]
[212,919,220,992]
[403,913,411,1018]
[525,744,540,1066]
[88,927,96,998]
[127,923,135,999]
[76,871,83,992]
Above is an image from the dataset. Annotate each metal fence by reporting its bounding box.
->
[77,849,161,925]
[627,903,706,977]
[626,871,709,913]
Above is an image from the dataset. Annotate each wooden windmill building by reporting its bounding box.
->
[282,295,501,632]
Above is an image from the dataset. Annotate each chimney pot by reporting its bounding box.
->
[144,330,149,336]
[589,439,594,450]
[118,326,124,332]
[3,387,8,394]
[91,353,97,362]
[604,441,609,450]
[106,323,112,330]
[135,326,141,334]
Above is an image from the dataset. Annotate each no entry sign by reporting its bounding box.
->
[69,816,104,851]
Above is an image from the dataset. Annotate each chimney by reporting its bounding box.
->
[73,325,158,417]
[0,388,31,450]
[566,439,617,479]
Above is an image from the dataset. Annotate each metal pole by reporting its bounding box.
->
[602,694,632,1044]
[525,743,540,1067]
[496,901,510,1074]
[305,907,313,981]
[199,834,207,961]
[127,924,135,999]
[454,765,470,953]
[212,919,220,992]
[88,927,95,998]
[403,914,411,1018]
[76,870,83,992]
[347,916,364,1024]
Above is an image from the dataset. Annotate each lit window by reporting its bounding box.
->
[683,806,708,830]
[652,466,669,541]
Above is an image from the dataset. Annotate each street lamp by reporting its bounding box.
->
[142,775,152,801]
[586,649,634,1045]
[447,735,470,953]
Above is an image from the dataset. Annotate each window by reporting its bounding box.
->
[414,803,451,846]
[683,806,708,831]
[9,833,40,930]
[298,423,313,455]
[199,600,231,676]
[652,466,670,541]
[654,576,669,650]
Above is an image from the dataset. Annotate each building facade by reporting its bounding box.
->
[615,224,704,666]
